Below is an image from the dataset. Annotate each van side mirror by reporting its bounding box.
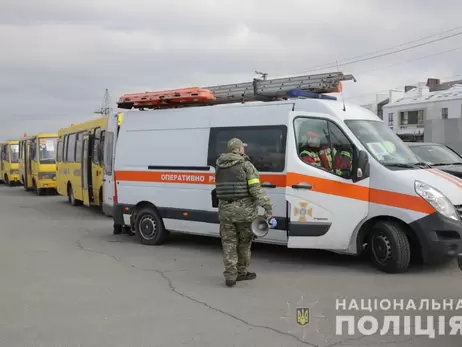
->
[352,149,370,182]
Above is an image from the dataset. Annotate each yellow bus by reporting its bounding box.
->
[19,133,58,195]
[0,140,20,186]
[56,116,109,209]
[0,141,6,183]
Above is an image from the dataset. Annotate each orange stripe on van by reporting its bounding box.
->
[115,170,434,214]
[287,172,434,214]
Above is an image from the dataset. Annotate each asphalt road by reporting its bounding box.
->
[0,184,461,347]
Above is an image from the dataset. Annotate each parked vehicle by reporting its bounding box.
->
[19,133,58,195]
[407,142,462,178]
[106,71,462,274]
[0,140,20,186]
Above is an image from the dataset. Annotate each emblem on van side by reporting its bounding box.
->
[294,202,313,222]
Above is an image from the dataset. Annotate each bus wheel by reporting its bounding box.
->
[99,188,103,211]
[134,206,168,245]
[368,221,411,273]
[68,184,79,206]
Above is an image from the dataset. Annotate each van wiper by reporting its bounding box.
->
[432,162,462,166]
[384,162,431,169]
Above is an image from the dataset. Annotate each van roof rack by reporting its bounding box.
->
[117,71,356,110]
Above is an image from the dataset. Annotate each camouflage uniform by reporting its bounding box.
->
[215,138,273,286]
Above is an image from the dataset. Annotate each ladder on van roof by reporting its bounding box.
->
[117,71,356,110]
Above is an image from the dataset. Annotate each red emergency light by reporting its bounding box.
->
[117,87,216,109]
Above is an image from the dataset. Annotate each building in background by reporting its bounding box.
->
[382,78,462,142]
[361,89,404,120]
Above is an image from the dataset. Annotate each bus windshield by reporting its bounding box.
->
[10,144,19,163]
[345,120,425,169]
[39,138,57,164]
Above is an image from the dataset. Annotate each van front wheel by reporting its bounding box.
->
[368,221,411,273]
[134,207,168,245]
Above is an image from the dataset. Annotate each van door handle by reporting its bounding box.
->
[261,183,276,188]
[291,184,312,190]
[103,179,106,182]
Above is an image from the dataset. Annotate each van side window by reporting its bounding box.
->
[294,117,354,179]
[207,125,287,172]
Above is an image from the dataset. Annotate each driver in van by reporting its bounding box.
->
[300,130,353,177]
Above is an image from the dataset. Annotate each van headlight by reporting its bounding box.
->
[415,180,459,221]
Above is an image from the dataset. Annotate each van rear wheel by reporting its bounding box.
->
[134,207,168,245]
[368,221,411,273]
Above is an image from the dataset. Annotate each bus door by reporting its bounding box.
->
[27,141,34,188]
[24,141,30,188]
[0,145,4,175]
[81,134,92,206]
[0,145,4,181]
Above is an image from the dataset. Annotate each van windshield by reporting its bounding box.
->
[39,138,57,164]
[345,120,425,169]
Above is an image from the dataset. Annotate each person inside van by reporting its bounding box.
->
[299,130,325,168]
[299,130,352,178]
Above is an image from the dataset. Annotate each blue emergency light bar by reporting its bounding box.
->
[285,89,337,100]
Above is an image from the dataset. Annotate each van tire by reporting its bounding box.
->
[368,221,411,273]
[134,207,168,245]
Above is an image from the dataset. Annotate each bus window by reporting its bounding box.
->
[66,133,76,162]
[39,138,57,163]
[57,139,63,162]
[93,128,101,164]
[10,144,19,163]
[75,132,83,163]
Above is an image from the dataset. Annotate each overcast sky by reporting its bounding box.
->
[1,0,462,139]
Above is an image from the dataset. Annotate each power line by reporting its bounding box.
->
[353,45,462,76]
[280,25,462,76]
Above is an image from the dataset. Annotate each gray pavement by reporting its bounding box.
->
[0,184,461,347]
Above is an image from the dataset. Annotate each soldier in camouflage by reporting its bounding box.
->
[215,138,273,287]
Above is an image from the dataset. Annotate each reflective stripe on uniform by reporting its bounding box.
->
[247,178,260,185]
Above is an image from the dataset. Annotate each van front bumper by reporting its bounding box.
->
[409,212,462,264]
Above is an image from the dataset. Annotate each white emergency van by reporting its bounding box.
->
[104,72,462,273]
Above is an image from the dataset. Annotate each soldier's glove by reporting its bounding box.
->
[264,211,272,220]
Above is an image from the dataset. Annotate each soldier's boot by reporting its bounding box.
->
[237,272,256,281]
[225,279,236,287]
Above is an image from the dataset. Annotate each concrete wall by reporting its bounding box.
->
[424,118,462,155]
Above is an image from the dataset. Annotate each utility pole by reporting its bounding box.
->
[94,89,112,116]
